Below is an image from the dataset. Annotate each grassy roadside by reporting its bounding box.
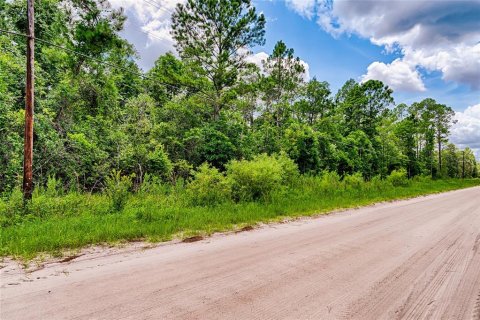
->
[1,177,479,260]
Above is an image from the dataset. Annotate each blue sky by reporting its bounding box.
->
[253,0,399,96]
[111,0,480,157]
[251,0,479,112]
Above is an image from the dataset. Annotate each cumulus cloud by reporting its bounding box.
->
[245,51,269,68]
[289,0,480,91]
[450,104,480,159]
[361,59,426,92]
[402,43,480,90]
[109,0,183,69]
[285,0,316,19]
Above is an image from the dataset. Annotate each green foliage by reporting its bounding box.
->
[171,0,266,118]
[147,145,173,179]
[0,188,24,227]
[0,0,475,256]
[2,175,478,259]
[342,130,376,178]
[319,171,342,191]
[0,0,469,200]
[295,78,332,124]
[171,160,194,184]
[283,123,320,174]
[227,154,298,202]
[275,152,300,185]
[145,53,190,106]
[387,169,409,187]
[104,170,133,212]
[262,41,305,106]
[137,173,170,196]
[0,33,24,191]
[343,172,364,190]
[187,163,231,206]
[367,175,386,191]
[45,176,63,197]
[135,206,154,223]
[184,125,236,169]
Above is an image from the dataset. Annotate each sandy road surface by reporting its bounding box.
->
[2,187,480,320]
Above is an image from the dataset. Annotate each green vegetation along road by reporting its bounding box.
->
[2,187,480,319]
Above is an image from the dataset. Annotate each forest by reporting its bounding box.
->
[1,0,479,257]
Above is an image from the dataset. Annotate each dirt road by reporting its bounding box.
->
[2,187,480,319]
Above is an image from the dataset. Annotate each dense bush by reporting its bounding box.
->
[186,163,230,206]
[387,169,409,187]
[275,152,300,185]
[105,170,133,212]
[2,172,478,259]
[343,172,364,190]
[137,173,169,195]
[227,154,298,202]
[283,124,320,174]
[0,188,23,227]
[366,175,386,191]
[45,176,63,197]
[147,145,173,180]
[319,171,342,191]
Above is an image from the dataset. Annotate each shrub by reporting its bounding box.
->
[147,144,173,179]
[45,176,62,197]
[275,152,300,185]
[105,170,133,212]
[367,175,386,190]
[343,172,364,190]
[227,154,298,202]
[283,123,320,174]
[387,169,409,187]
[184,126,236,169]
[319,171,342,191]
[138,173,169,195]
[171,160,193,184]
[186,163,230,206]
[0,188,24,227]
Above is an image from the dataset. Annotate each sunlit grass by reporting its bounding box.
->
[1,177,479,260]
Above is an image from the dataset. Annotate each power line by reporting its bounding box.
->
[128,0,175,43]
[0,28,26,38]
[141,0,175,15]
[127,19,168,43]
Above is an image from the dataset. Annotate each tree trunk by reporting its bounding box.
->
[438,139,442,174]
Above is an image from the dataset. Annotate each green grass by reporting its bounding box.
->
[1,177,479,260]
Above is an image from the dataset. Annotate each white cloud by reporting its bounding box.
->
[109,0,184,69]
[361,59,426,92]
[300,60,310,81]
[285,0,316,19]
[403,43,480,89]
[450,104,480,159]
[290,0,480,91]
[245,51,269,68]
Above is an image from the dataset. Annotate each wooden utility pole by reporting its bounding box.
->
[23,0,34,200]
[462,150,465,179]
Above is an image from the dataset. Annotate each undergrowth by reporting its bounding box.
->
[1,158,479,260]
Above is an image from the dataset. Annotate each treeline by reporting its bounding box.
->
[0,0,477,195]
